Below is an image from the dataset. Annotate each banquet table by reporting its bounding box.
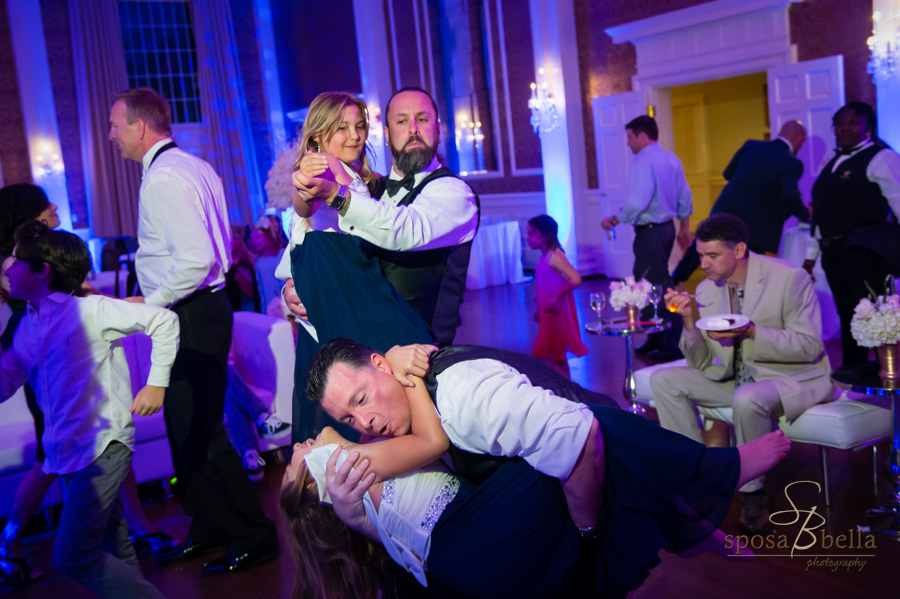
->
[466,220,528,290]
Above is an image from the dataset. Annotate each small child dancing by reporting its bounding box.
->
[526,215,588,377]
[0,221,177,598]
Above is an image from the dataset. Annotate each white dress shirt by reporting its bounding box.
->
[618,143,693,226]
[136,139,233,307]
[434,359,594,479]
[0,293,179,474]
[340,157,478,251]
[805,138,900,260]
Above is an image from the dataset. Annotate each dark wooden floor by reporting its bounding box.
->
[5,277,899,598]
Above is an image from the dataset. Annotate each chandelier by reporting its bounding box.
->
[528,68,558,135]
[868,8,900,81]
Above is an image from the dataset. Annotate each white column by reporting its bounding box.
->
[528,0,585,265]
[872,0,900,149]
[353,0,394,176]
[7,0,73,231]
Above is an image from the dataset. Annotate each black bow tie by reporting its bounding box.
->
[385,174,416,197]
[834,148,855,157]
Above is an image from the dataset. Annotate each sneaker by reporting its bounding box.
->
[242,450,265,481]
[256,412,290,438]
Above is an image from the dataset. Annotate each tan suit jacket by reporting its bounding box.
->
[680,252,832,421]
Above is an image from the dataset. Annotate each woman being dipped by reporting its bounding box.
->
[278,92,433,442]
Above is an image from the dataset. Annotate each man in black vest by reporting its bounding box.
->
[291,87,479,347]
[303,338,789,595]
[804,102,900,366]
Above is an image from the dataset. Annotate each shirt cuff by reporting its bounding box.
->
[147,364,172,388]
[339,179,374,229]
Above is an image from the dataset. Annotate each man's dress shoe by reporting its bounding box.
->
[156,539,220,567]
[201,545,280,576]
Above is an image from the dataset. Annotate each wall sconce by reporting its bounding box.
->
[455,113,486,174]
[33,142,64,179]
[528,67,559,136]
[868,9,899,82]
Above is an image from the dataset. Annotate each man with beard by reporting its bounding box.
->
[292,87,479,347]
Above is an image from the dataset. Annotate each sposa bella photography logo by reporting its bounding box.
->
[724,480,877,572]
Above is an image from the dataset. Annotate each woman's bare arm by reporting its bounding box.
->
[323,377,449,483]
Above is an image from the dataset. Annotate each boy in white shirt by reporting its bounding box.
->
[0,221,177,598]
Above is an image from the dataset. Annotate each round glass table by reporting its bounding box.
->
[586,318,671,413]
[831,362,900,536]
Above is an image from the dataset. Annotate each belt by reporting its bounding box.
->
[818,235,847,248]
[634,220,672,231]
[170,285,221,310]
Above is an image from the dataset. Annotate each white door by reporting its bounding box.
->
[591,91,644,279]
[767,55,845,205]
[767,55,844,339]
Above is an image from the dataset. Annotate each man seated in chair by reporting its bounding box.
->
[650,213,831,535]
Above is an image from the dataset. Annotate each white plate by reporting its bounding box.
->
[695,313,750,332]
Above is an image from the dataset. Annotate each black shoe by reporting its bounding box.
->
[201,545,280,576]
[646,349,683,362]
[739,492,773,536]
[131,530,180,556]
[157,538,222,567]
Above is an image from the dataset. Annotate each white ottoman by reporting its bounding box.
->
[633,361,892,505]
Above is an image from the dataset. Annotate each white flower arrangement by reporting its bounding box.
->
[609,276,652,311]
[264,141,301,211]
[851,293,900,348]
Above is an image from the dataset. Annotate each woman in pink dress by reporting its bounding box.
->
[527,215,588,377]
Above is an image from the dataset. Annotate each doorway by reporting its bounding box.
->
[670,72,769,229]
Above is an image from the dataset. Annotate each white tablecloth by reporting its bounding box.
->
[781,226,840,340]
[466,220,528,290]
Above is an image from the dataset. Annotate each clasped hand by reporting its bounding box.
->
[385,343,438,388]
[292,152,351,205]
[325,446,376,534]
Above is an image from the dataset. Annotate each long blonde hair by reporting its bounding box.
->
[279,461,388,599]
[293,92,378,186]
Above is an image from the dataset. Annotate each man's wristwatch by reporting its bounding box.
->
[331,184,349,211]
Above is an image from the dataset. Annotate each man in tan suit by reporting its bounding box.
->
[650,213,831,535]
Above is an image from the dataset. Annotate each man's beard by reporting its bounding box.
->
[390,135,435,175]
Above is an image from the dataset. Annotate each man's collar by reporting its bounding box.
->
[726,254,750,289]
[390,155,440,182]
[775,137,792,152]
[142,138,175,173]
[637,142,659,155]
[27,291,74,313]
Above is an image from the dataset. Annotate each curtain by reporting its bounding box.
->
[192,0,263,226]
[69,0,141,238]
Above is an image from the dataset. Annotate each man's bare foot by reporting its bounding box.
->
[736,431,790,489]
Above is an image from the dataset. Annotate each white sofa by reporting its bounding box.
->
[229,311,295,453]
[0,311,295,519]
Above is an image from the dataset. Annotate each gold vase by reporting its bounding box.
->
[876,343,900,381]
[625,304,640,326]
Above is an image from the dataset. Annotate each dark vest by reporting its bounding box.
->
[811,145,891,239]
[422,345,618,485]
[362,168,480,347]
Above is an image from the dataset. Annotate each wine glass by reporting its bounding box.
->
[589,292,606,330]
[649,285,664,323]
